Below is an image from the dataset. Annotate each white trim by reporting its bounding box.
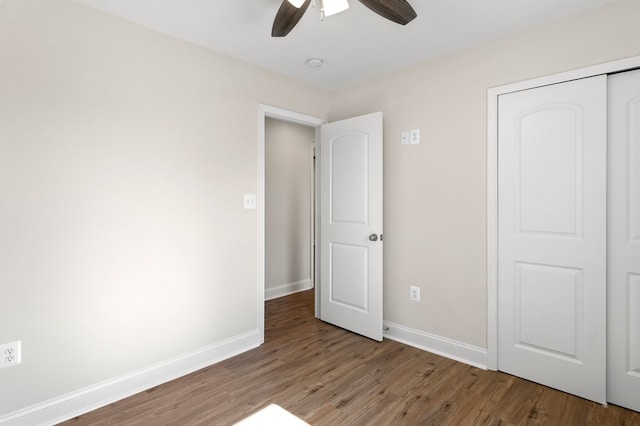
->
[258,104,327,339]
[486,89,499,371]
[261,105,327,127]
[313,126,323,319]
[0,331,261,426]
[309,142,316,290]
[265,279,313,301]
[383,321,487,370]
[486,54,640,371]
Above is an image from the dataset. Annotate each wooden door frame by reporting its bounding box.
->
[486,54,640,370]
[258,104,327,344]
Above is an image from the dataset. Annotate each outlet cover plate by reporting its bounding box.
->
[410,286,421,302]
[0,341,22,368]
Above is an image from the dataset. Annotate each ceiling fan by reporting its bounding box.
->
[272,0,417,37]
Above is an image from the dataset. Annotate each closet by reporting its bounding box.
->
[495,68,640,411]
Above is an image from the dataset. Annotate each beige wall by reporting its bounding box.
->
[265,118,315,297]
[329,0,640,348]
[0,0,328,416]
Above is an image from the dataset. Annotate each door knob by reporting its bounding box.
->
[369,233,379,242]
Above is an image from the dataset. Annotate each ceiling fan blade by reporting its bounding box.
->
[272,0,312,37]
[357,0,417,25]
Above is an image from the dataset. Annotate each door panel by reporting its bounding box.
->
[515,263,583,360]
[320,112,383,341]
[330,243,368,310]
[498,76,607,404]
[330,134,368,224]
[608,68,640,412]
[631,275,640,373]
[518,107,581,235]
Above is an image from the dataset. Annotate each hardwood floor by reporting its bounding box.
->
[63,290,639,425]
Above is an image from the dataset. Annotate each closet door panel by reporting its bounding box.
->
[608,68,640,412]
[498,75,607,404]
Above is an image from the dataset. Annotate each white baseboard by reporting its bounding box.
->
[0,330,261,426]
[383,321,488,370]
[265,279,313,301]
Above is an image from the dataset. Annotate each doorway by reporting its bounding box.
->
[264,117,316,301]
[259,106,385,344]
[258,105,326,344]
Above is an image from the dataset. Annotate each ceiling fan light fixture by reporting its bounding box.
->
[287,0,306,7]
[322,0,349,17]
[272,0,417,38]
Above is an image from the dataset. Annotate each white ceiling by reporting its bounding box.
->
[74,0,618,89]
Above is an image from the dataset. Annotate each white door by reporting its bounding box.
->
[497,76,607,403]
[320,112,383,341]
[608,69,640,412]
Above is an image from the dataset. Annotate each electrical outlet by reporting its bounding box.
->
[0,341,22,368]
[410,286,421,302]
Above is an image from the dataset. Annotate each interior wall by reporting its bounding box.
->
[3,0,640,419]
[265,118,315,299]
[0,0,328,416]
[328,0,640,348]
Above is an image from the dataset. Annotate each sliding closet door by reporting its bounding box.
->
[497,76,607,404]
[608,69,640,412]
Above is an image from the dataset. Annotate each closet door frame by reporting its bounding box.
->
[487,54,640,370]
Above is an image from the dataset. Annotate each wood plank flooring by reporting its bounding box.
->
[62,290,640,425]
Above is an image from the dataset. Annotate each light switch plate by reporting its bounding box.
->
[401,131,410,145]
[244,194,256,210]
[410,128,421,145]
